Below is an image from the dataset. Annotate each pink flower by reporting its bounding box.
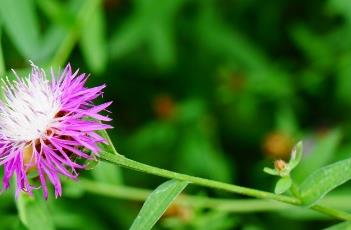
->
[0,62,112,199]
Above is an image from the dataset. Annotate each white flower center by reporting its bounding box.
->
[0,67,60,143]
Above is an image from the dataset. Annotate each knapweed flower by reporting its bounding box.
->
[0,62,112,199]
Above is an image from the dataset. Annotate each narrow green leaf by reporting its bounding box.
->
[80,3,107,74]
[0,0,40,59]
[17,191,55,230]
[293,130,341,183]
[274,177,292,194]
[299,157,351,206]
[130,179,188,230]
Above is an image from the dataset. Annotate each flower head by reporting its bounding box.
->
[0,62,112,198]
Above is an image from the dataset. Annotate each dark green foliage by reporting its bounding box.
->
[1,0,351,229]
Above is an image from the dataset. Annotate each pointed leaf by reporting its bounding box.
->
[130,179,188,230]
[299,157,351,206]
[274,177,292,194]
[263,167,278,176]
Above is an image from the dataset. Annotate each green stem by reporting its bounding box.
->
[99,151,351,220]
[99,151,300,204]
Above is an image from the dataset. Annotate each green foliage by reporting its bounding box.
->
[130,180,188,230]
[1,0,351,229]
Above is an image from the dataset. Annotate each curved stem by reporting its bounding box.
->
[79,179,351,214]
[99,151,351,220]
[99,151,300,205]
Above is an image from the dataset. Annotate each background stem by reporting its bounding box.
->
[79,179,351,214]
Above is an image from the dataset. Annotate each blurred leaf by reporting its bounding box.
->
[291,26,332,68]
[176,99,232,182]
[299,157,351,206]
[292,130,342,183]
[84,158,99,170]
[276,106,299,136]
[0,215,24,230]
[191,211,239,230]
[36,27,67,62]
[109,0,185,69]
[274,177,292,194]
[92,130,123,184]
[52,209,103,230]
[335,54,351,105]
[0,19,5,77]
[80,3,107,74]
[197,2,293,100]
[63,179,85,198]
[18,0,82,62]
[178,130,232,182]
[128,121,177,167]
[92,161,123,185]
[130,179,188,230]
[197,1,267,70]
[109,17,143,59]
[35,0,73,26]
[324,221,351,230]
[17,191,55,230]
[328,0,351,22]
[148,22,175,69]
[0,0,40,59]
[247,69,293,100]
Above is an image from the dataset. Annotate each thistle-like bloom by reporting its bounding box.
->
[0,63,112,198]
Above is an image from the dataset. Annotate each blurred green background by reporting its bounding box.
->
[1,0,351,229]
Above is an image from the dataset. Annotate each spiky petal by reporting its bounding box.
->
[0,63,112,198]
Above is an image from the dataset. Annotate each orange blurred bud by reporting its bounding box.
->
[263,132,294,159]
[274,159,287,172]
[153,94,176,120]
[228,73,246,91]
[163,203,193,222]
